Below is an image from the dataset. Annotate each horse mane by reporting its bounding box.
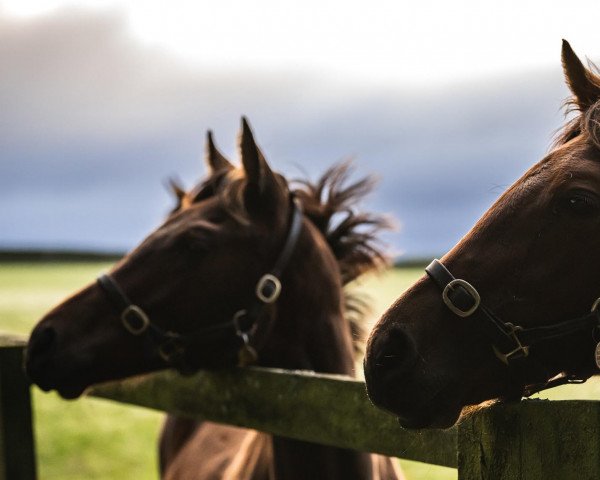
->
[291,162,391,355]
[169,161,391,357]
[553,100,600,150]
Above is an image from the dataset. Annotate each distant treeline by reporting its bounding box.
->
[393,258,431,268]
[0,249,432,267]
[0,249,124,262]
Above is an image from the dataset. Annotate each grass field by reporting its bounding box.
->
[3,262,600,479]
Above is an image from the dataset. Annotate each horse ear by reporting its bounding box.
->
[561,39,600,111]
[205,130,233,173]
[168,178,186,201]
[239,117,285,216]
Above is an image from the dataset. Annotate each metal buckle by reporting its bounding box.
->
[255,274,282,304]
[493,323,530,364]
[442,279,481,317]
[121,305,150,335]
[158,333,185,362]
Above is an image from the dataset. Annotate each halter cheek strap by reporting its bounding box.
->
[97,196,303,374]
[426,259,600,395]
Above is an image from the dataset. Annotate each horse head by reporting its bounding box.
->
[365,41,600,428]
[26,118,365,399]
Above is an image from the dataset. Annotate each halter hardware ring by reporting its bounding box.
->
[591,297,600,313]
[233,311,259,366]
[256,274,282,304]
[442,279,481,317]
[121,305,150,335]
[158,334,185,362]
[492,323,530,365]
[233,309,258,336]
[233,309,248,336]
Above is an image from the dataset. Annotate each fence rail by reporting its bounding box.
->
[91,365,458,468]
[2,333,600,479]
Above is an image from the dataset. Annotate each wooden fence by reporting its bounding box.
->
[2,332,600,479]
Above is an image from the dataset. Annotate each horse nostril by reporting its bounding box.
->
[364,326,419,411]
[28,324,57,360]
[373,327,418,376]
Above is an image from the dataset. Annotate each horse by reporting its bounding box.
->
[26,118,403,479]
[364,40,600,430]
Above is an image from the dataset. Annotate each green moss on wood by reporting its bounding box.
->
[0,334,27,348]
[90,368,458,468]
[458,400,600,479]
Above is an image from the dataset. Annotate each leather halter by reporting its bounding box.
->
[426,259,600,395]
[97,196,303,374]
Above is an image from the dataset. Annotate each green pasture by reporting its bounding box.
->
[2,262,600,479]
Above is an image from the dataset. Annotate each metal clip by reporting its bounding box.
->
[595,342,600,370]
[237,332,258,366]
[233,310,254,335]
[567,375,587,384]
[158,333,185,362]
[232,310,258,366]
[493,323,530,364]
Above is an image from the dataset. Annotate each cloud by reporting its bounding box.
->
[0,7,573,257]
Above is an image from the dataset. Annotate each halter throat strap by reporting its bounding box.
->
[425,259,600,394]
[97,196,303,373]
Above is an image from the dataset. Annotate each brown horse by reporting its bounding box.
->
[26,118,402,479]
[364,41,600,429]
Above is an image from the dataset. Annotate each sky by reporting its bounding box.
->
[2,1,600,257]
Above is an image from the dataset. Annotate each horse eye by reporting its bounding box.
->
[180,229,212,252]
[183,236,210,253]
[558,191,600,216]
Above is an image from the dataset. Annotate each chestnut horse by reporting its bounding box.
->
[365,41,600,429]
[26,119,402,479]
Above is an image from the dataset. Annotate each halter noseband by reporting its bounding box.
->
[97,196,303,373]
[426,259,600,395]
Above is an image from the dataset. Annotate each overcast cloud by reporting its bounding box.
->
[0,7,574,257]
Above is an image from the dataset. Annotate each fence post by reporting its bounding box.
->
[457,399,600,479]
[0,342,36,480]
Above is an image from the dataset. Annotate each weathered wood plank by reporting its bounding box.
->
[0,344,37,480]
[0,333,27,348]
[458,399,600,479]
[9,332,600,477]
[90,368,458,468]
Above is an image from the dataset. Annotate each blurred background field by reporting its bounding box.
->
[4,262,600,479]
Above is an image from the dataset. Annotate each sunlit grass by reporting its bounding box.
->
[353,267,424,327]
[0,262,112,334]
[33,391,162,480]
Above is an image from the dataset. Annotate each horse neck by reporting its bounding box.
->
[265,288,376,480]
[259,224,377,480]
[271,438,375,480]
[257,223,356,376]
[161,224,385,479]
